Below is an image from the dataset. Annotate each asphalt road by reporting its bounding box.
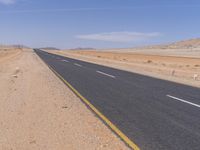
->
[34,49,200,150]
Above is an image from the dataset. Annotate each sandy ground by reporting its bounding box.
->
[47,50,200,88]
[0,48,22,63]
[0,48,129,150]
[106,48,200,58]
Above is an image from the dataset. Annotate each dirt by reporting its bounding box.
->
[47,50,200,88]
[0,48,22,63]
[0,48,129,150]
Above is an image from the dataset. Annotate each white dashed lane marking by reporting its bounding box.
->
[167,95,200,108]
[62,60,69,62]
[96,71,116,79]
[74,63,82,67]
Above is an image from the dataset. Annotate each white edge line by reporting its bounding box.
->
[96,70,116,79]
[74,63,82,67]
[166,95,200,108]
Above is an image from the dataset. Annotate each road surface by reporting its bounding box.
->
[35,49,200,150]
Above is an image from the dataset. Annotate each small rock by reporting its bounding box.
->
[12,74,18,78]
[171,70,175,76]
[15,67,20,74]
[30,140,36,144]
[62,106,68,109]
[193,74,198,80]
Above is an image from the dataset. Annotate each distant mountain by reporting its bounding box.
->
[145,38,200,49]
[168,38,200,49]
[70,47,95,50]
[40,47,60,50]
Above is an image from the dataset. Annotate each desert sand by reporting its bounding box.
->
[0,48,129,150]
[46,49,200,88]
[0,47,22,63]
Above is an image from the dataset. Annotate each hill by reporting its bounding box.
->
[40,47,60,50]
[146,38,200,49]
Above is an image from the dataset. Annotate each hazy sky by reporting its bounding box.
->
[0,0,200,48]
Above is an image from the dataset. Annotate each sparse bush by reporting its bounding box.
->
[194,64,200,67]
[147,60,152,63]
[186,65,190,67]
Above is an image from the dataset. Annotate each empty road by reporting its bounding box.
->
[35,49,200,150]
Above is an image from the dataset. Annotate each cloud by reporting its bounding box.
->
[0,0,16,5]
[76,32,161,43]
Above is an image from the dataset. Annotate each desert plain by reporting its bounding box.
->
[47,47,200,88]
[0,47,129,150]
[0,38,200,149]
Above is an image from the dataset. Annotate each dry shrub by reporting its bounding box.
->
[147,60,152,63]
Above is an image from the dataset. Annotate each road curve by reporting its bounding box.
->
[35,49,200,150]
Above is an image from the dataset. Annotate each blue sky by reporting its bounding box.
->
[0,0,200,49]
